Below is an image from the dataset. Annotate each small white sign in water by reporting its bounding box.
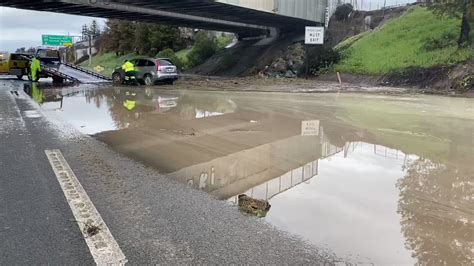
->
[22,110,41,118]
[301,120,320,136]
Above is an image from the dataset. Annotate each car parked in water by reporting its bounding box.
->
[112,58,178,86]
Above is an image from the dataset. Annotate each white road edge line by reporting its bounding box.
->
[45,149,127,265]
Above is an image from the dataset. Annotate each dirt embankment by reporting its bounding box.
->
[318,60,474,94]
[178,75,408,95]
[189,34,302,77]
[382,60,474,93]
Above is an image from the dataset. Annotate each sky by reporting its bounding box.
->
[0,7,105,52]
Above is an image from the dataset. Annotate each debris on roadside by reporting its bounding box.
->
[238,194,271,218]
[260,43,305,79]
[84,222,101,237]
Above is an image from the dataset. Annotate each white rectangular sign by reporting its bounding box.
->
[301,120,320,136]
[305,26,324,45]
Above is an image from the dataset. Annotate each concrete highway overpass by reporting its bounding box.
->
[0,0,328,38]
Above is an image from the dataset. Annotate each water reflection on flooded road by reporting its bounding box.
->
[25,83,474,265]
[252,142,417,264]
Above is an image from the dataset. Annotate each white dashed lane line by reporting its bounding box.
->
[45,149,127,265]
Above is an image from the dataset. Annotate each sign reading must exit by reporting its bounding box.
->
[305,27,324,45]
[42,35,73,46]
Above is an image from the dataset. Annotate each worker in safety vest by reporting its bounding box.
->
[30,56,41,82]
[121,60,136,84]
[23,82,44,104]
[123,90,137,111]
[123,98,136,111]
[30,82,44,104]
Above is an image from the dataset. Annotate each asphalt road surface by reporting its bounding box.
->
[0,77,338,264]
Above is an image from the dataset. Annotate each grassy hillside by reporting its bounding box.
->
[333,7,473,75]
[79,53,146,77]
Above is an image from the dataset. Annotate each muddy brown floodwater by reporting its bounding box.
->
[26,82,474,265]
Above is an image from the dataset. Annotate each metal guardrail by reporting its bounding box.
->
[63,62,112,81]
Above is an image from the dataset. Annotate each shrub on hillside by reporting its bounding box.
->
[308,47,342,74]
[422,32,457,51]
[217,34,234,49]
[187,31,218,67]
[335,4,354,21]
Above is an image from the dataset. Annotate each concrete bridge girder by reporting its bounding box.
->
[0,0,323,37]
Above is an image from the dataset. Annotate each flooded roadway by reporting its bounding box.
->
[23,82,474,264]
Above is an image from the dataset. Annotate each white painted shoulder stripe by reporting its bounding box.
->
[45,149,127,265]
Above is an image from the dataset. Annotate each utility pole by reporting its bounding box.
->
[65,32,70,64]
[72,41,75,64]
[88,34,92,66]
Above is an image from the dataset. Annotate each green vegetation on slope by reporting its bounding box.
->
[187,32,219,67]
[83,32,235,75]
[170,34,232,69]
[334,7,473,75]
[217,34,234,49]
[176,48,192,68]
[79,53,146,77]
[334,31,371,51]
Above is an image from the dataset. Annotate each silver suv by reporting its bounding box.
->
[112,58,178,86]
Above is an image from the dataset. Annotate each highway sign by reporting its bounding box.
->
[305,27,324,45]
[42,35,73,46]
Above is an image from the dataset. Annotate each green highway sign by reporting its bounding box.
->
[42,35,73,46]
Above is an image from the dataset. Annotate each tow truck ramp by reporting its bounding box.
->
[21,55,111,84]
[58,64,111,83]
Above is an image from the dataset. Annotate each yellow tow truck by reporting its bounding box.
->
[0,52,30,80]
